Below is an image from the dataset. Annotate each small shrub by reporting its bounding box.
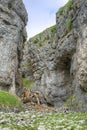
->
[39,42,43,47]
[33,38,39,43]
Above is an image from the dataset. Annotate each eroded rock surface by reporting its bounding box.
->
[22,0,87,112]
[0,0,28,95]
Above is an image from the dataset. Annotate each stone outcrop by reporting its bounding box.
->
[0,0,28,95]
[22,0,87,112]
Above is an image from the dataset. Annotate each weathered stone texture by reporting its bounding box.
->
[22,0,87,111]
[0,0,28,95]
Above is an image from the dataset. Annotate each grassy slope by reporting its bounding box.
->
[0,90,22,109]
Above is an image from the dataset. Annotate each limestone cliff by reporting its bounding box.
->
[22,0,87,112]
[0,0,28,95]
[22,25,56,86]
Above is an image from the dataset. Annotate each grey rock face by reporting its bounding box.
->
[22,25,56,81]
[55,0,87,111]
[22,0,87,111]
[0,0,28,95]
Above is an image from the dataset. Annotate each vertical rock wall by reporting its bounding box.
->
[22,0,87,111]
[55,0,87,111]
[0,0,28,95]
[74,0,87,111]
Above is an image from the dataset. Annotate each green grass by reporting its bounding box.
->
[0,90,22,108]
[22,78,34,88]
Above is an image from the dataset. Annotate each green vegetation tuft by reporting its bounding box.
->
[33,38,39,43]
[0,90,22,108]
[57,0,72,15]
[22,78,34,88]
[58,6,65,15]
[66,0,72,12]
[30,24,56,48]
[67,17,72,31]
[50,25,56,34]
[39,42,43,47]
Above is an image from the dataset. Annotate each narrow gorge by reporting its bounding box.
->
[0,0,87,112]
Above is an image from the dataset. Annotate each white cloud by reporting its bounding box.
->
[23,0,68,39]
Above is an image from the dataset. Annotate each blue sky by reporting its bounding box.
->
[23,0,68,39]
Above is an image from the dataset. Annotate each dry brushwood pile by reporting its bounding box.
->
[20,89,54,112]
[20,89,75,114]
[21,89,45,104]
